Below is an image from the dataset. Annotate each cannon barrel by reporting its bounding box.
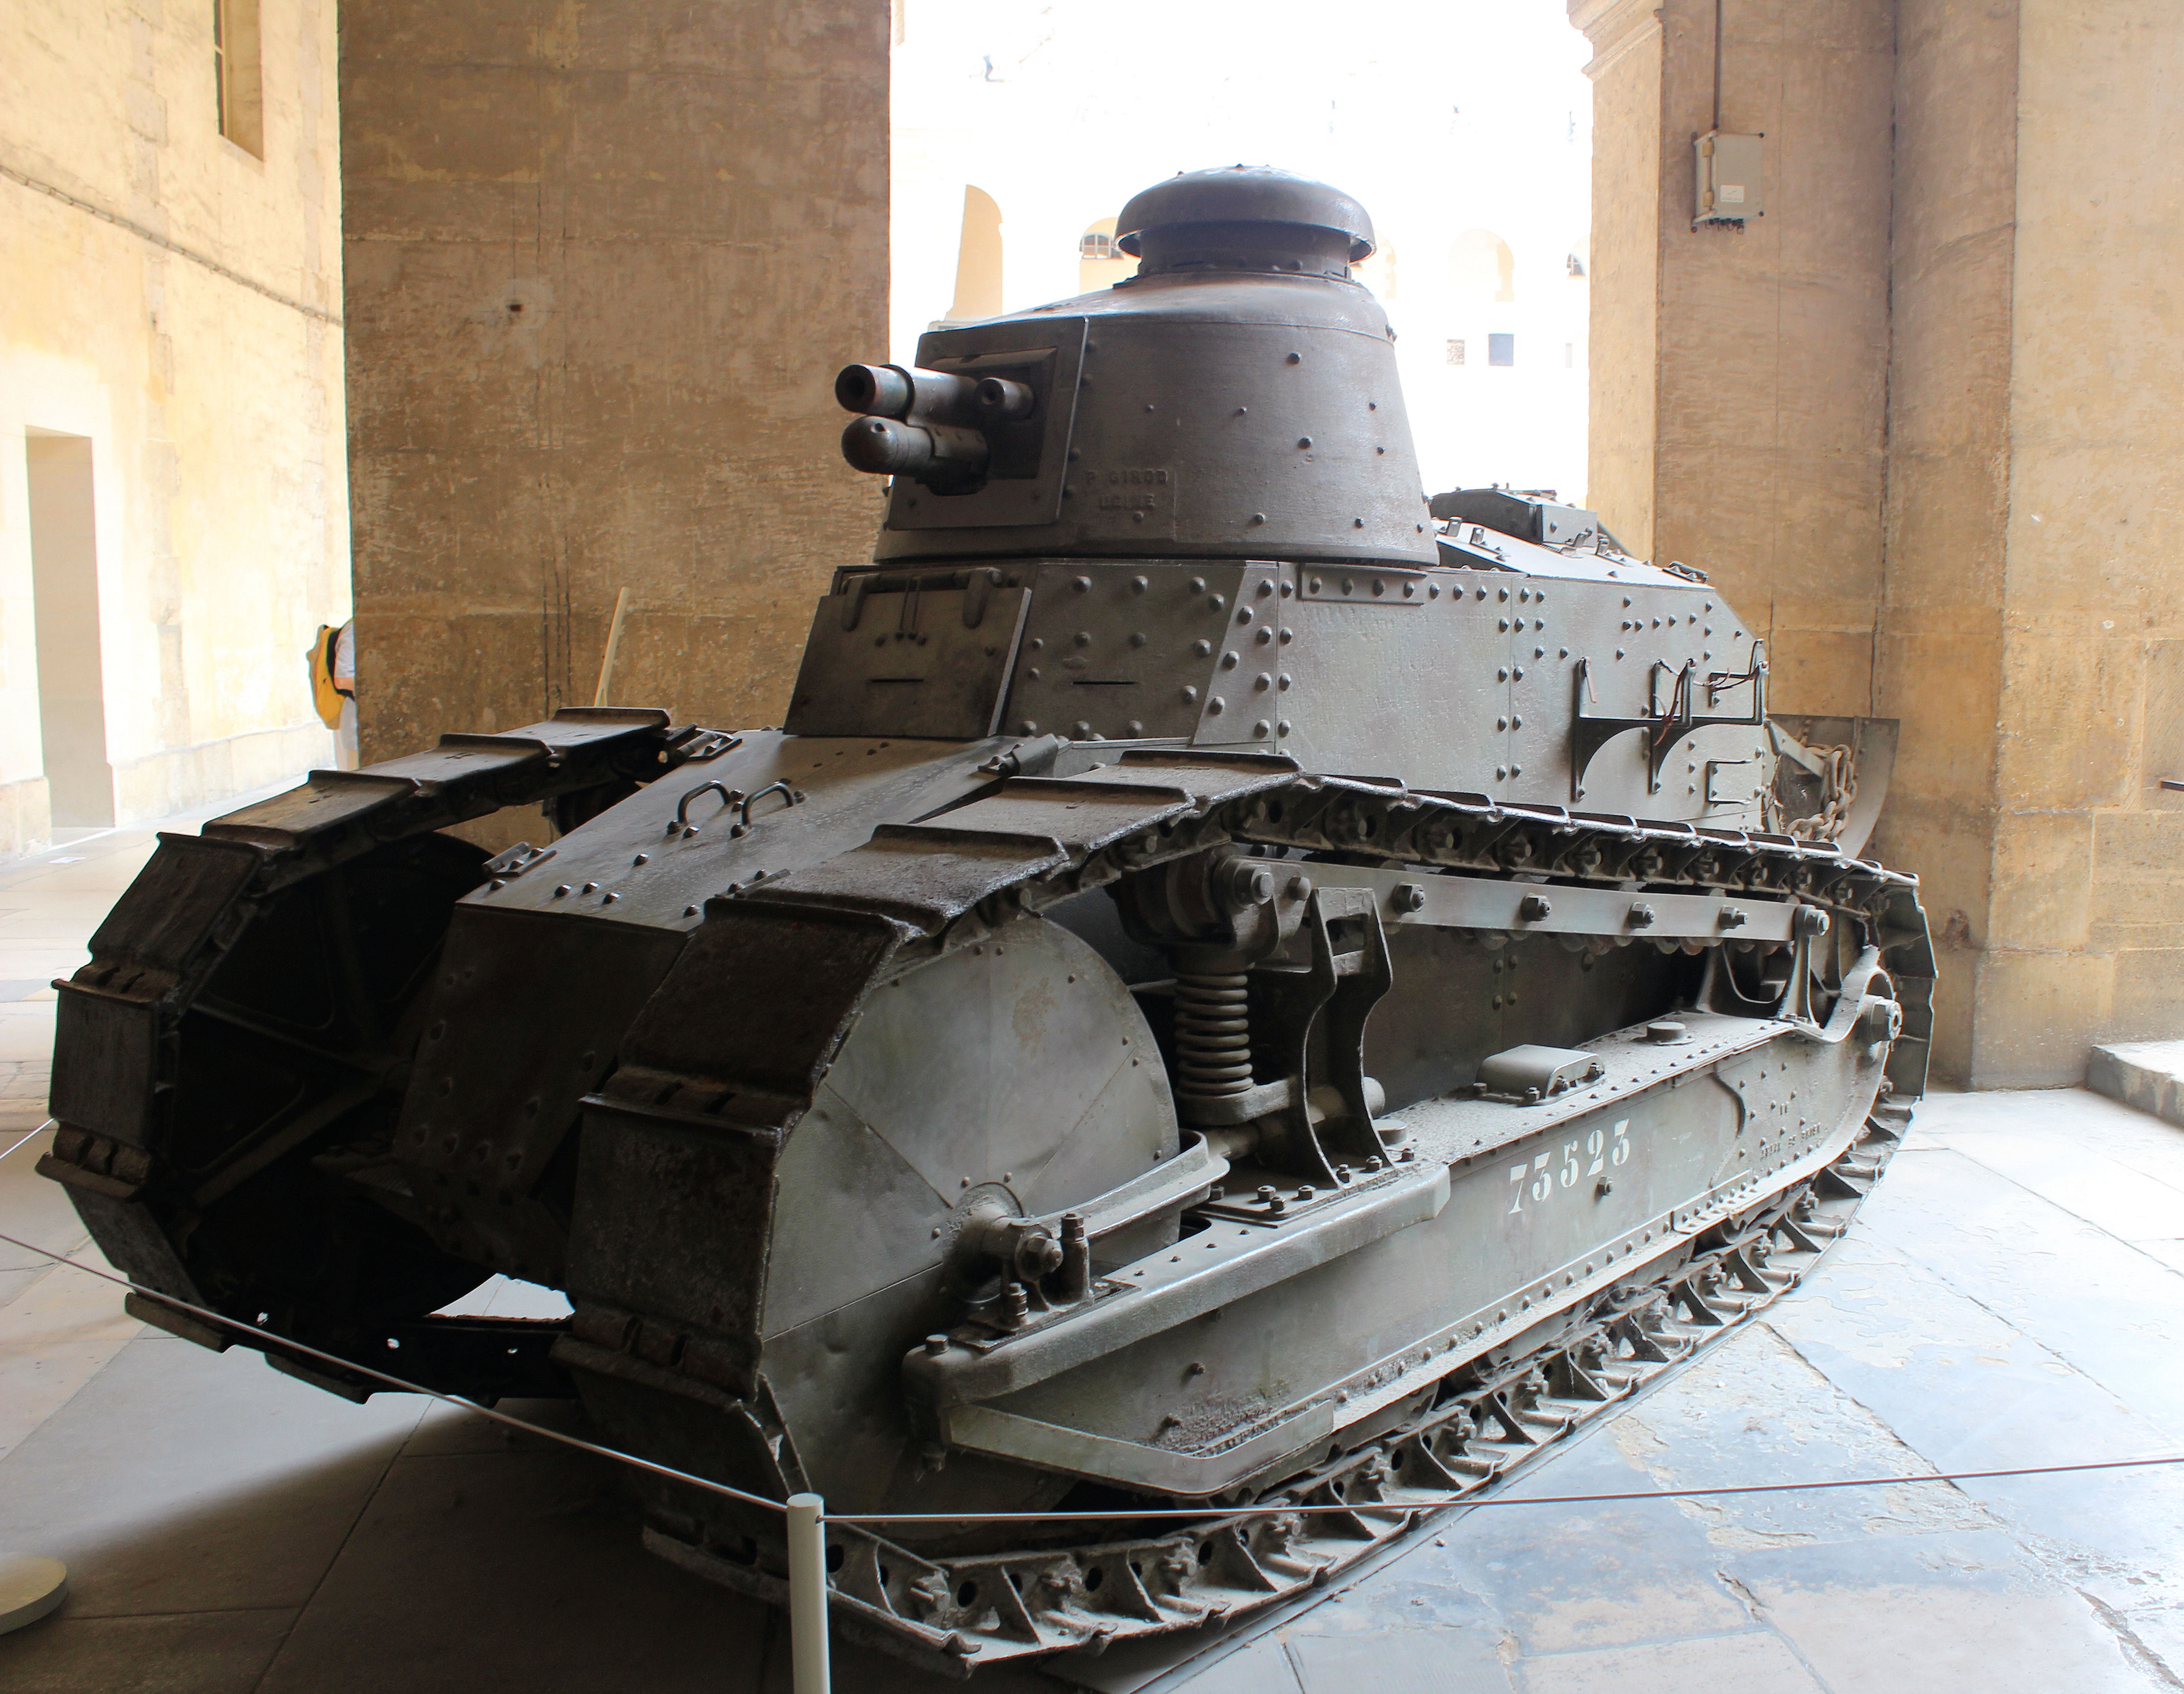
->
[833,362,982,424]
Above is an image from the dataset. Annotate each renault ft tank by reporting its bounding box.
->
[41,168,1931,1674]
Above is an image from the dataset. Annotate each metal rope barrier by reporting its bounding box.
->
[8,1126,2184,1692]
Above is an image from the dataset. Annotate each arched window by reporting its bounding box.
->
[1077,216,1137,294]
[1449,228,1516,303]
[950,186,1004,322]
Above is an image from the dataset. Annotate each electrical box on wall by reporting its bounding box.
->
[1694,130,1763,226]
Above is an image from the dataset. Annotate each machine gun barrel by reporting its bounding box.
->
[838,413,989,481]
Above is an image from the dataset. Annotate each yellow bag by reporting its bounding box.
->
[306,624,345,728]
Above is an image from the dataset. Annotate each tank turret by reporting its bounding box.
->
[834,166,1435,568]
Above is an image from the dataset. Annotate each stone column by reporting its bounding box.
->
[1877,0,2017,1081]
[1572,0,1896,716]
[1573,0,2184,1086]
[1964,0,2184,1084]
[341,1,890,770]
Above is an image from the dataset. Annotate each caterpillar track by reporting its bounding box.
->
[668,1103,1907,1675]
[41,165,1931,1675]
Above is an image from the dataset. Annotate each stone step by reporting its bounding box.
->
[2085,1040,2184,1127]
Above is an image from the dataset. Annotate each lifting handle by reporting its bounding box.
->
[671,780,743,835]
[730,780,804,837]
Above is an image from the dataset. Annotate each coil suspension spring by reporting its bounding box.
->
[1174,971,1253,1100]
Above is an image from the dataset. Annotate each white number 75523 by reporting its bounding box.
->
[1509,1119,1630,1214]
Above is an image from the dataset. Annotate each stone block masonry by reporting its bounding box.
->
[341,0,891,819]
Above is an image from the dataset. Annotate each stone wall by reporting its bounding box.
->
[1979,0,2184,1083]
[0,0,346,852]
[1573,0,2184,1086]
[341,1,891,790]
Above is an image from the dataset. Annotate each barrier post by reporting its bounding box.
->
[786,1493,830,1694]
